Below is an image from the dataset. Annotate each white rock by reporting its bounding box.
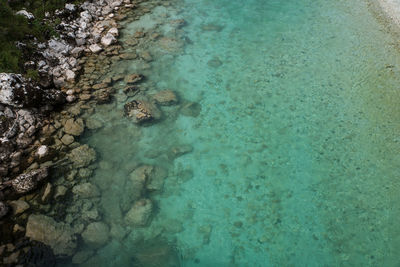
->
[16,10,35,20]
[66,95,76,102]
[66,89,75,95]
[89,44,103,53]
[65,3,76,13]
[71,47,84,58]
[101,33,117,47]
[108,27,119,37]
[36,145,49,158]
[65,70,76,82]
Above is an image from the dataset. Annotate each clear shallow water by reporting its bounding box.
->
[75,0,400,266]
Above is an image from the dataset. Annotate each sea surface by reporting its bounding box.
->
[73,0,400,266]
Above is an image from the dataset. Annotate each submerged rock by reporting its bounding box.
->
[11,168,49,194]
[124,100,161,124]
[63,118,85,136]
[72,182,100,198]
[68,144,96,167]
[152,90,178,106]
[124,74,143,84]
[125,199,153,227]
[180,101,202,117]
[133,238,181,267]
[81,222,110,249]
[25,214,77,256]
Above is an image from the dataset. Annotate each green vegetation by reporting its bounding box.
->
[0,0,82,73]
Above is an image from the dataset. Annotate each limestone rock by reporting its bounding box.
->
[11,168,49,194]
[81,222,110,248]
[125,199,153,227]
[152,90,178,106]
[72,182,100,198]
[64,118,84,136]
[69,145,96,167]
[25,214,77,256]
[89,44,103,54]
[124,100,161,124]
[101,33,117,47]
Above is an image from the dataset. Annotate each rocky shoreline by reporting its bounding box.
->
[0,0,185,265]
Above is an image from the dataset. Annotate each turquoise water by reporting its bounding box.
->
[74,0,400,266]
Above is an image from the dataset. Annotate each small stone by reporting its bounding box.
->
[101,33,117,47]
[80,93,91,101]
[41,182,53,203]
[65,70,76,82]
[66,95,76,102]
[89,44,103,53]
[61,134,74,145]
[54,185,68,199]
[13,224,25,233]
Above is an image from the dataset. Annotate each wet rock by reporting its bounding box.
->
[9,200,29,215]
[61,134,74,145]
[72,182,100,198]
[25,214,77,256]
[0,201,10,219]
[124,74,143,84]
[81,222,110,248]
[124,100,161,124]
[125,199,153,227]
[68,144,96,167]
[180,101,202,117]
[11,168,49,194]
[64,118,85,136]
[152,90,178,106]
